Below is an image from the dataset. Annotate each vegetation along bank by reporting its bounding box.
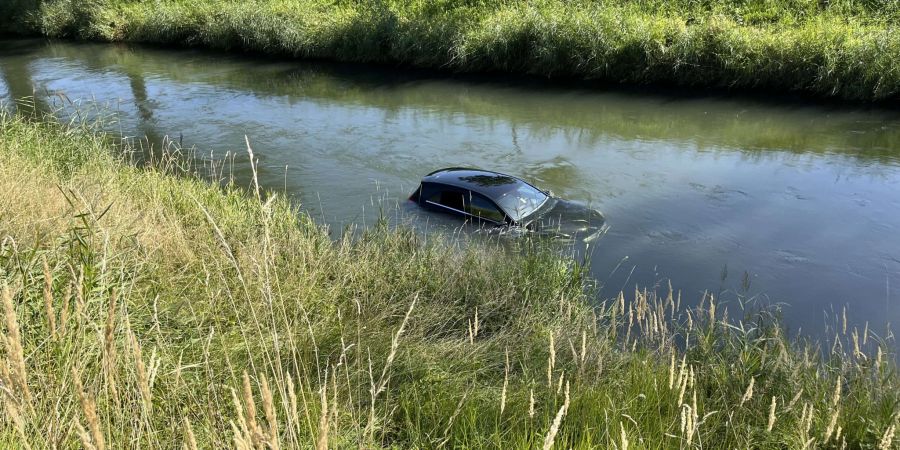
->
[1,0,900,101]
[0,112,898,447]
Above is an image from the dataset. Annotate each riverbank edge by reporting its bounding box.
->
[3,1,900,102]
[0,113,898,447]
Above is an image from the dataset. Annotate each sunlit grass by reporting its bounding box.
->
[2,0,899,100]
[0,112,897,448]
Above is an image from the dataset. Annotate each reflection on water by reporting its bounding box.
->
[2,38,900,341]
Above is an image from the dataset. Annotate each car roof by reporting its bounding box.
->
[421,167,540,199]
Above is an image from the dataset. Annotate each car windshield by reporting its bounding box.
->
[493,183,549,222]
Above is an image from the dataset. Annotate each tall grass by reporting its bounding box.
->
[3,0,900,100]
[0,113,898,447]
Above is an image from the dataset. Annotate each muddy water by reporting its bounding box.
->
[2,39,900,339]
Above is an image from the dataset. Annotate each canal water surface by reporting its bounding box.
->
[2,39,899,340]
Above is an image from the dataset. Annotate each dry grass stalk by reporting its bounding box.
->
[787,389,803,410]
[767,396,777,432]
[541,381,569,450]
[625,305,633,345]
[529,388,535,419]
[500,347,509,415]
[316,380,328,450]
[579,330,587,369]
[183,417,198,450]
[231,421,252,450]
[547,332,556,388]
[677,364,689,407]
[373,295,417,399]
[620,422,629,450]
[842,307,847,335]
[245,135,262,201]
[674,355,687,395]
[852,329,863,360]
[680,391,699,446]
[556,372,565,395]
[667,352,676,390]
[242,371,263,446]
[879,423,895,450]
[42,257,56,340]
[568,337,578,365]
[740,377,755,406]
[260,373,279,450]
[831,377,842,407]
[800,403,815,437]
[75,420,97,450]
[73,367,106,450]
[104,289,119,405]
[330,369,338,438]
[3,389,32,450]
[824,407,840,443]
[471,307,479,344]
[691,388,698,424]
[59,284,71,336]
[285,373,301,436]
[2,284,31,403]
[830,333,842,357]
[129,323,152,410]
[230,387,251,445]
[364,296,419,438]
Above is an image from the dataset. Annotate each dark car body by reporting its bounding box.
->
[409,168,606,241]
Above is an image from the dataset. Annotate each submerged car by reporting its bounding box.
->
[409,168,606,241]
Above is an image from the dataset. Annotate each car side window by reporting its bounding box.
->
[427,189,465,211]
[465,192,506,223]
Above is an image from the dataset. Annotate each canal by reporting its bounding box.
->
[2,38,899,339]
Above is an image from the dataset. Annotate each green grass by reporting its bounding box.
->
[2,0,900,101]
[0,113,898,448]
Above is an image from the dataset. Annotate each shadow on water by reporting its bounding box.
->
[0,40,51,116]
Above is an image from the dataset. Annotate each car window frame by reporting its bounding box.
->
[422,183,508,225]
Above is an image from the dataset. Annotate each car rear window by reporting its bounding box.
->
[427,190,465,211]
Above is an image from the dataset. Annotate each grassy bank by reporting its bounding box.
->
[0,114,899,448]
[2,0,900,101]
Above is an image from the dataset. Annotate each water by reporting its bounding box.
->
[2,39,900,339]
